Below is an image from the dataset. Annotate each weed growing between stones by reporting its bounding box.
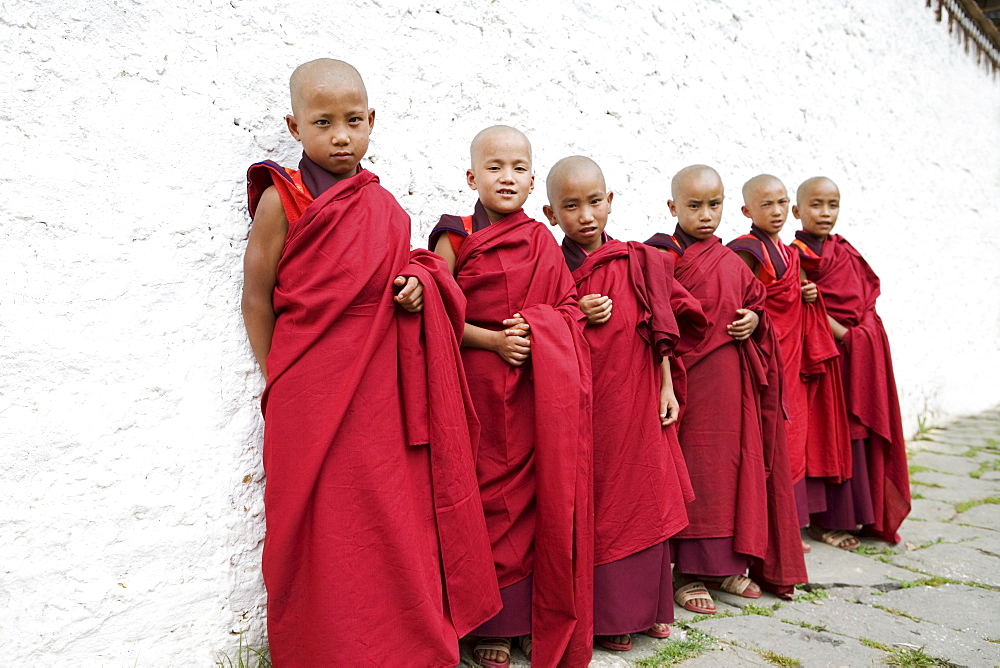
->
[873,604,924,623]
[215,635,271,668]
[756,649,801,666]
[780,619,828,632]
[954,495,1000,514]
[911,480,945,489]
[741,603,773,617]
[883,645,952,666]
[860,637,889,651]
[896,576,959,589]
[793,586,829,603]
[969,458,1000,479]
[855,544,898,556]
[908,464,939,475]
[912,415,937,441]
[985,637,1000,644]
[633,627,715,666]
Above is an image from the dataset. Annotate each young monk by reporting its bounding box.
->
[430,127,594,668]
[241,59,500,666]
[544,156,707,653]
[727,175,855,550]
[644,165,807,614]
[791,177,911,544]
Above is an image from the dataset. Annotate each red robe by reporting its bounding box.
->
[727,230,852,484]
[565,239,698,565]
[431,202,594,668]
[792,232,911,542]
[645,230,807,595]
[247,161,500,666]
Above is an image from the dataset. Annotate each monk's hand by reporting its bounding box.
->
[659,388,679,426]
[495,329,531,366]
[502,313,530,338]
[579,294,612,325]
[393,275,423,313]
[727,308,759,340]
[801,280,818,303]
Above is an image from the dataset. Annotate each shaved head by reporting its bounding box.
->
[796,176,839,206]
[742,174,785,205]
[289,58,368,116]
[470,125,532,166]
[546,155,605,202]
[671,164,723,200]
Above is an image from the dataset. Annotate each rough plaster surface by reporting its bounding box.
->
[2,0,998,664]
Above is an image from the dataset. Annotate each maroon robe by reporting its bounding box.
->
[563,237,706,634]
[247,159,500,666]
[728,229,852,486]
[793,231,911,542]
[646,228,807,596]
[431,202,594,668]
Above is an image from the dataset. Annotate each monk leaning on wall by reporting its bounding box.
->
[240,58,499,666]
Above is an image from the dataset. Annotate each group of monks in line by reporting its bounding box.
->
[240,58,911,667]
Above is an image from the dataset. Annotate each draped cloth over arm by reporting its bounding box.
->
[793,232,910,542]
[437,202,595,668]
[247,165,499,666]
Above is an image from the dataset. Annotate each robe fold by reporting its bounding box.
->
[564,237,705,634]
[247,160,499,667]
[645,230,807,595]
[793,232,911,543]
[431,202,594,668]
[727,229,852,485]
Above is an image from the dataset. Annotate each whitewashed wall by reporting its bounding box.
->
[2,0,998,663]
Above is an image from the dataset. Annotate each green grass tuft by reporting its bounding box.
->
[969,458,1000,479]
[741,603,773,617]
[884,646,952,667]
[781,619,827,632]
[216,635,271,668]
[855,544,898,556]
[860,637,890,651]
[985,637,1000,644]
[633,627,716,666]
[897,576,959,589]
[794,586,829,603]
[955,495,1000,514]
[757,649,801,666]
[873,604,923,623]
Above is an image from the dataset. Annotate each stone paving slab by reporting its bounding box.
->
[855,584,1000,638]
[799,540,922,587]
[776,596,1000,667]
[890,542,1000,589]
[908,497,957,522]
[896,517,987,547]
[911,471,1000,505]
[693,613,885,667]
[908,450,982,475]
[677,643,772,666]
[956,501,1000,530]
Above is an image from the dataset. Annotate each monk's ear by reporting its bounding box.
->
[791,204,801,220]
[542,204,557,226]
[367,108,375,133]
[466,168,478,191]
[606,191,614,210]
[741,205,752,220]
[528,173,535,193]
[667,199,677,217]
[285,114,301,141]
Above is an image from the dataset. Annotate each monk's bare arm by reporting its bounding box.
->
[799,267,818,303]
[659,358,678,426]
[241,186,287,380]
[735,249,759,274]
[827,315,848,341]
[433,234,458,274]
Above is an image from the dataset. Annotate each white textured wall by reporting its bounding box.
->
[2,0,998,663]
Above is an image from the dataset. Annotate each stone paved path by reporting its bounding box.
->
[461,406,1000,667]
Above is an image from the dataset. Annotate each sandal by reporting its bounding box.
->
[518,635,532,661]
[595,634,632,651]
[808,526,860,550]
[674,580,716,614]
[473,637,510,668]
[643,623,671,639]
[701,574,762,599]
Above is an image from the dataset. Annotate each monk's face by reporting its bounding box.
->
[668,172,725,240]
[467,131,534,222]
[742,181,789,238]
[793,180,840,238]
[543,170,613,253]
[286,77,374,180]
